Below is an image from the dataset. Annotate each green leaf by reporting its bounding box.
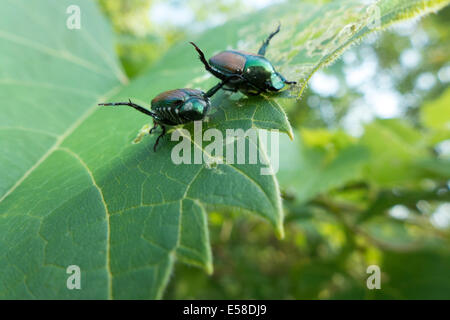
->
[421,87,450,144]
[417,158,450,179]
[277,130,369,204]
[188,0,450,98]
[1,0,449,300]
[0,0,123,299]
[0,0,287,299]
[421,87,450,131]
[378,250,450,299]
[360,119,430,187]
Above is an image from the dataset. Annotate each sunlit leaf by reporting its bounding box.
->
[1,0,448,300]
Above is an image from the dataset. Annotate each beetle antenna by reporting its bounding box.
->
[284,80,297,85]
[189,42,215,74]
[99,99,157,118]
[258,23,281,56]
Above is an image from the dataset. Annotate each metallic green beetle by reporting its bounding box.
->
[190,25,296,96]
[99,82,225,151]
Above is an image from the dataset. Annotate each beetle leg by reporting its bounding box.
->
[153,125,166,152]
[149,122,159,134]
[99,99,157,118]
[204,81,226,98]
[189,42,216,75]
[204,77,235,98]
[258,24,281,56]
[284,80,297,85]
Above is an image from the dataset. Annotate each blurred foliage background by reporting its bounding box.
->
[97,0,450,299]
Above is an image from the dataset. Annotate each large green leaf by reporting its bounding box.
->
[0,0,288,299]
[1,0,449,299]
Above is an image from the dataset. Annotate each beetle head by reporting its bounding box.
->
[183,97,210,120]
[268,72,286,91]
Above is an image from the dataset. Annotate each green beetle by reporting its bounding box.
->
[190,25,296,96]
[99,82,225,151]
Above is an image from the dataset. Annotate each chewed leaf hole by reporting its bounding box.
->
[132,123,152,144]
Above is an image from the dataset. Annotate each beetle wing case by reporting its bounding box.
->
[209,50,248,74]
